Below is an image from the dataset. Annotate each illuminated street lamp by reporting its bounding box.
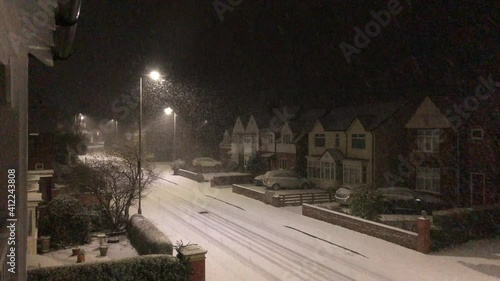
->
[164,107,177,161]
[138,70,162,215]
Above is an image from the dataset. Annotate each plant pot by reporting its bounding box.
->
[72,248,80,256]
[97,234,107,246]
[99,245,108,256]
[77,253,85,263]
[40,236,51,253]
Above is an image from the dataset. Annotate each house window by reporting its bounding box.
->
[35,163,44,170]
[282,135,292,144]
[343,162,364,185]
[266,134,274,143]
[335,134,340,147]
[471,129,483,140]
[307,160,320,179]
[279,158,290,169]
[351,134,366,149]
[418,130,440,152]
[245,136,252,143]
[416,167,440,193]
[314,134,325,147]
[320,160,336,180]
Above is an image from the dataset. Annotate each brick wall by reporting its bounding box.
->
[210,175,254,187]
[232,184,265,201]
[302,204,419,250]
[178,169,204,182]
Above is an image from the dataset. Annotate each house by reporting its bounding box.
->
[0,1,81,277]
[218,129,232,163]
[405,96,498,207]
[307,101,418,189]
[225,107,325,173]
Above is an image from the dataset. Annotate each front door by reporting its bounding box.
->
[470,173,485,206]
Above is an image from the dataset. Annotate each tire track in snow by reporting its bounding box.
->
[155,185,392,281]
[145,194,281,281]
[166,198,347,281]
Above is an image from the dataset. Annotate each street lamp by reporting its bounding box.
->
[164,107,177,161]
[138,70,162,215]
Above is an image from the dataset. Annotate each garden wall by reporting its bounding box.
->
[178,169,204,182]
[210,175,253,187]
[302,204,420,250]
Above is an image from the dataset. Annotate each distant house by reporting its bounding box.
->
[307,101,418,189]
[224,107,325,173]
[405,96,498,207]
[218,129,232,163]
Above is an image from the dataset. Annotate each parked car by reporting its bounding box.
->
[192,157,222,169]
[254,173,267,186]
[263,170,313,190]
[377,187,449,214]
[334,185,369,205]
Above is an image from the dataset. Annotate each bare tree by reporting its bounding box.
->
[64,145,158,230]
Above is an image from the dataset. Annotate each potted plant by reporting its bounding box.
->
[77,249,85,263]
[99,245,109,256]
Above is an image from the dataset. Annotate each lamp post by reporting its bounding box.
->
[138,70,161,215]
[164,107,177,161]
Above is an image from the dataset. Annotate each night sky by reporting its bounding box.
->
[29,0,498,138]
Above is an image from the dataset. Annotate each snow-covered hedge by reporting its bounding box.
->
[27,255,190,281]
[128,214,173,255]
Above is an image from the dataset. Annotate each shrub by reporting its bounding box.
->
[350,190,384,221]
[27,255,191,281]
[431,204,500,250]
[38,195,91,247]
[171,159,186,174]
[128,214,173,255]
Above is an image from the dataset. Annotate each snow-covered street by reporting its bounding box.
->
[136,165,499,281]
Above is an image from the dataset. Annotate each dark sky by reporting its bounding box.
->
[29,0,498,134]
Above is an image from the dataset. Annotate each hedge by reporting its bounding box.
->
[28,255,190,281]
[431,204,500,250]
[128,214,173,255]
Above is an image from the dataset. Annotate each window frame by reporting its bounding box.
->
[314,133,325,147]
[351,133,366,149]
[471,128,484,140]
[416,167,441,193]
[418,129,440,152]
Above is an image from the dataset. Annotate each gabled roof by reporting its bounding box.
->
[320,101,406,131]
[286,109,328,133]
[321,149,345,161]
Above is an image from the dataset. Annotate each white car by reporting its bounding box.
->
[335,185,369,205]
[192,157,222,168]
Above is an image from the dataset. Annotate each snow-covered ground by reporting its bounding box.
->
[135,166,500,281]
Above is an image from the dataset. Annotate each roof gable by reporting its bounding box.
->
[232,117,245,134]
[405,97,451,128]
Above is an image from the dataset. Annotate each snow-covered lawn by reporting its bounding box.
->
[202,172,251,181]
[28,235,138,270]
[134,168,500,281]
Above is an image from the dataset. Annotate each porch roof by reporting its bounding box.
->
[260,152,274,158]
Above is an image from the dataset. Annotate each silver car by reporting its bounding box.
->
[335,185,369,205]
[192,157,222,168]
[263,170,313,190]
